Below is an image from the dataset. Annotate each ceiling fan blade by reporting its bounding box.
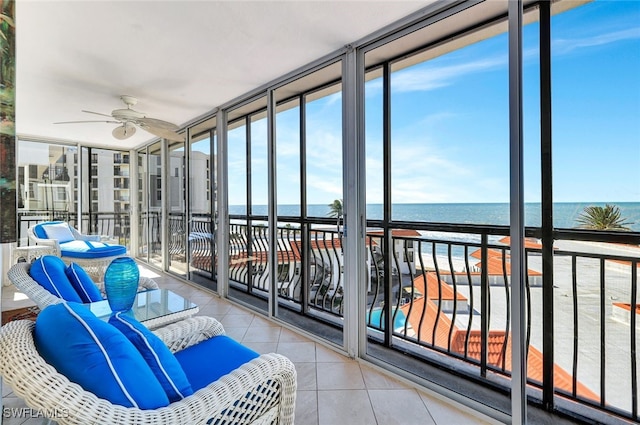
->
[82,110,114,118]
[112,124,137,140]
[137,117,179,130]
[139,123,184,142]
[54,120,120,124]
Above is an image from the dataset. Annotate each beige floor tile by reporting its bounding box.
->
[276,342,317,363]
[279,327,312,343]
[186,294,217,306]
[315,343,350,363]
[317,390,376,425]
[219,313,255,328]
[242,325,281,343]
[293,363,318,391]
[316,362,365,390]
[361,364,409,390]
[250,315,277,327]
[368,389,435,425]
[419,392,492,425]
[222,326,248,341]
[242,341,278,354]
[294,390,319,425]
[195,301,231,318]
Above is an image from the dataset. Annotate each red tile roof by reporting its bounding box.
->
[402,272,598,401]
[367,229,422,237]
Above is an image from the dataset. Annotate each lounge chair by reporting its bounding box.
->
[27,221,127,280]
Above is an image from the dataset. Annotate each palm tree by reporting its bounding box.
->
[575,204,632,231]
[327,199,343,233]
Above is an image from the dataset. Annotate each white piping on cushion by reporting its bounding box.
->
[113,312,186,400]
[68,263,91,300]
[62,303,139,408]
[40,259,64,298]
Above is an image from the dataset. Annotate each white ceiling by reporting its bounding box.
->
[16,0,429,149]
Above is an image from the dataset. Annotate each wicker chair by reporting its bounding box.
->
[7,262,159,310]
[27,222,125,281]
[0,316,297,425]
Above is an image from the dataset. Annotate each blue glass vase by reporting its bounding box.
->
[104,257,139,312]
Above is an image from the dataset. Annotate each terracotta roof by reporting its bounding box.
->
[499,237,545,250]
[229,249,301,265]
[613,302,640,313]
[470,251,542,277]
[608,259,640,268]
[470,248,509,260]
[367,229,422,237]
[290,238,344,252]
[402,273,598,401]
[413,272,467,301]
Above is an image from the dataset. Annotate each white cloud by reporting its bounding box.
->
[553,27,640,55]
[390,55,507,93]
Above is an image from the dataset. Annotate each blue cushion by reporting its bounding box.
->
[42,222,75,243]
[34,303,169,409]
[109,312,193,402]
[29,256,82,302]
[60,240,127,259]
[65,263,103,302]
[175,335,259,392]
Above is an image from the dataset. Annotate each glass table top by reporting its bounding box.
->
[87,289,198,325]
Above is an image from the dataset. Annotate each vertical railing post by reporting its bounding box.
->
[540,0,555,411]
[631,260,638,420]
[481,234,489,377]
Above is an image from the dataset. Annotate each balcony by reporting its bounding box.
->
[83,210,636,423]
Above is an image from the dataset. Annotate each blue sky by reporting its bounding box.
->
[227,0,639,207]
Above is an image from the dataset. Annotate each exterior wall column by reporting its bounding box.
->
[508,0,527,423]
[0,0,16,412]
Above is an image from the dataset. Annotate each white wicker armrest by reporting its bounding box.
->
[152,316,226,352]
[0,320,297,425]
[7,262,63,309]
[26,226,61,256]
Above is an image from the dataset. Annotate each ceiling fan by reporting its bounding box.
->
[55,95,183,141]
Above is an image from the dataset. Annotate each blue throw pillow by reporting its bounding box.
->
[109,312,193,402]
[34,303,169,410]
[175,335,259,392]
[29,256,82,302]
[65,263,103,302]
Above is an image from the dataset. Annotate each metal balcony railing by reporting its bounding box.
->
[226,217,639,422]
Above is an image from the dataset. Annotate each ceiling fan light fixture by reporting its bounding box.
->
[112,123,136,140]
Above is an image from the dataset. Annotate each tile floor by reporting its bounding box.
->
[1,265,496,425]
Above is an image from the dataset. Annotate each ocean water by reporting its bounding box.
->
[232,202,640,232]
